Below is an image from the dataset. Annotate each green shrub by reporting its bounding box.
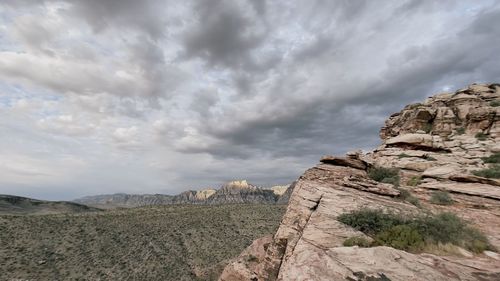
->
[381,177,400,186]
[343,236,371,247]
[406,196,421,208]
[429,191,454,205]
[406,176,421,186]
[374,225,424,251]
[397,188,420,207]
[475,132,488,141]
[368,167,400,186]
[456,127,465,135]
[490,100,500,107]
[337,209,493,253]
[337,209,406,236]
[481,153,500,163]
[398,153,411,159]
[472,164,500,178]
[397,188,411,200]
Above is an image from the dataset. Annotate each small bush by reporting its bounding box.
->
[430,191,454,205]
[406,176,421,186]
[337,209,406,236]
[381,177,400,186]
[475,132,488,141]
[472,164,500,178]
[343,236,371,247]
[397,188,411,200]
[395,188,421,207]
[456,127,465,135]
[398,153,411,159]
[368,167,400,186]
[490,100,500,107]
[481,153,500,163]
[406,196,421,208]
[374,225,424,251]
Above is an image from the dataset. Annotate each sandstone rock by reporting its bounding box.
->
[320,155,367,170]
[221,84,500,281]
[219,235,273,281]
[385,133,434,147]
[422,165,461,179]
[420,182,500,200]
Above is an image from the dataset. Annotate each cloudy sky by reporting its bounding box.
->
[1,1,499,200]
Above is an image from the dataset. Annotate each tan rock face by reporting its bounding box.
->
[220,83,500,281]
[381,83,500,139]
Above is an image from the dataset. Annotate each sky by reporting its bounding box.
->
[1,1,500,200]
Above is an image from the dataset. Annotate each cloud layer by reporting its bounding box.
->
[1,0,500,199]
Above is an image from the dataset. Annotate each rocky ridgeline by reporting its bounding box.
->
[74,180,290,208]
[220,83,500,281]
[0,195,100,215]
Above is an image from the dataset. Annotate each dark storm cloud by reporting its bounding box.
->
[181,0,268,70]
[178,1,500,160]
[65,0,167,39]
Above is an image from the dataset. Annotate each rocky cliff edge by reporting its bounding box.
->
[220,83,500,281]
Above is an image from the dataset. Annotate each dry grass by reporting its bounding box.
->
[0,204,285,281]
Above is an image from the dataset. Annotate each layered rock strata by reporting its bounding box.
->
[220,83,500,281]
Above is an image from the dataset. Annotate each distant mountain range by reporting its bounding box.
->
[0,194,100,215]
[74,180,292,209]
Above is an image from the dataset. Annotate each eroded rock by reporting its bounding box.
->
[220,84,500,281]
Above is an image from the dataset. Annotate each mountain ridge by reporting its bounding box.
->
[0,194,101,215]
[74,181,291,208]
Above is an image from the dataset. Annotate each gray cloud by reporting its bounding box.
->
[181,0,269,70]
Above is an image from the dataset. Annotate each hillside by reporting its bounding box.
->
[0,204,285,280]
[75,180,290,208]
[221,83,500,281]
[0,194,101,215]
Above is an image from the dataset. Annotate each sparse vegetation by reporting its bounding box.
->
[472,164,500,178]
[406,176,422,187]
[490,100,500,107]
[456,127,466,135]
[343,236,371,247]
[373,225,424,251]
[398,153,411,159]
[430,191,454,205]
[396,188,420,207]
[406,196,421,208]
[368,167,400,186]
[0,204,285,281]
[481,153,500,163]
[338,209,493,254]
[475,132,488,141]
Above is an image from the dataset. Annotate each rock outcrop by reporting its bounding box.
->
[74,181,290,208]
[220,83,500,281]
